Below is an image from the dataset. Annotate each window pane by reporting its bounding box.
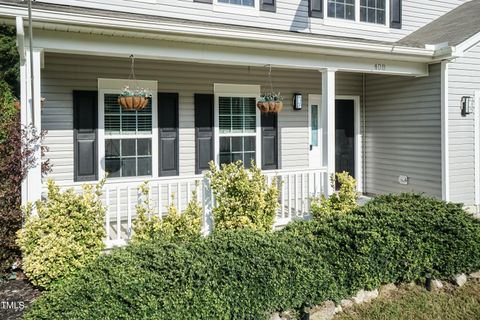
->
[232,137,243,152]
[105,139,120,157]
[137,139,151,156]
[105,158,120,178]
[244,152,256,167]
[220,137,230,153]
[328,2,335,17]
[138,157,152,176]
[121,139,136,157]
[346,4,355,20]
[244,137,256,152]
[219,153,231,166]
[122,158,136,177]
[311,105,319,147]
[232,153,243,163]
[219,96,256,134]
[218,0,254,6]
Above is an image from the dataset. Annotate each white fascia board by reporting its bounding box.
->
[0,4,435,62]
[31,29,429,76]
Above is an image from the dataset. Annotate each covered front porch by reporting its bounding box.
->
[18,22,441,247]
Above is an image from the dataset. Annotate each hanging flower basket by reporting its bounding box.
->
[257,93,283,113]
[14,98,20,111]
[118,95,149,111]
[117,55,152,111]
[118,86,151,111]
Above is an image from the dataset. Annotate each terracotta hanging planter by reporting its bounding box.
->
[256,100,283,113]
[14,99,20,111]
[118,95,149,111]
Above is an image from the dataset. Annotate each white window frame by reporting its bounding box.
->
[214,83,261,167]
[98,78,158,181]
[213,0,260,16]
[323,0,390,32]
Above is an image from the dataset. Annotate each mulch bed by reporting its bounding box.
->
[0,278,42,320]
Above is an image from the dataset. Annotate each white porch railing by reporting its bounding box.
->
[75,168,327,248]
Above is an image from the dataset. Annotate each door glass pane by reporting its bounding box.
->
[311,105,319,147]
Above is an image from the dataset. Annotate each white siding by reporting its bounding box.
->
[448,43,480,206]
[36,0,467,43]
[364,64,442,197]
[41,53,362,184]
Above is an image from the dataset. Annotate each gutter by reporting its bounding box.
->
[0,3,436,63]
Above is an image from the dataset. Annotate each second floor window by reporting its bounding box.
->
[360,0,386,24]
[328,0,355,21]
[218,0,254,6]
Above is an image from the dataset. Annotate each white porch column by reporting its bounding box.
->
[321,68,336,195]
[20,48,43,207]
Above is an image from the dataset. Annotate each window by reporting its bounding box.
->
[323,0,388,26]
[218,96,257,167]
[103,93,153,178]
[310,105,319,147]
[327,0,355,21]
[360,0,385,24]
[218,0,254,6]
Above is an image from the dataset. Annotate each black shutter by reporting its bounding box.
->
[260,0,276,12]
[195,94,214,174]
[73,90,98,182]
[158,93,179,177]
[390,0,402,29]
[309,0,323,18]
[194,0,212,3]
[261,112,278,170]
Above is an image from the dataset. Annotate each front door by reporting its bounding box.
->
[335,99,355,179]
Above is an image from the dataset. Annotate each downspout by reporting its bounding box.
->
[362,73,366,194]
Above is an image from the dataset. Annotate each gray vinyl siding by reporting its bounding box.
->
[41,53,362,184]
[364,63,442,197]
[448,42,480,206]
[36,0,467,43]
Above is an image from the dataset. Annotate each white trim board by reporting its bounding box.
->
[475,90,480,207]
[441,61,449,202]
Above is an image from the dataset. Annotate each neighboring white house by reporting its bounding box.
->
[1,0,480,246]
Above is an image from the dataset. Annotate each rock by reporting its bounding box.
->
[309,301,336,320]
[270,313,282,320]
[431,279,444,291]
[469,271,480,279]
[334,305,343,314]
[340,299,353,308]
[352,289,379,304]
[379,283,397,297]
[454,274,467,287]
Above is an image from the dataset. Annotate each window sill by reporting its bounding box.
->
[322,18,390,33]
[213,3,260,16]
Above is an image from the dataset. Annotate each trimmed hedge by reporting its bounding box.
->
[25,194,480,319]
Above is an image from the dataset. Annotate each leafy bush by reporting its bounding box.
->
[0,24,20,95]
[16,180,106,289]
[207,160,279,232]
[0,81,50,274]
[310,171,358,218]
[24,194,480,319]
[132,182,203,243]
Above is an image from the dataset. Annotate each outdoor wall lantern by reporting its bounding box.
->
[461,96,473,116]
[293,93,303,110]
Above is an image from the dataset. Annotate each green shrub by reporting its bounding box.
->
[207,160,279,232]
[132,182,203,243]
[16,180,106,289]
[310,171,358,218]
[24,194,480,319]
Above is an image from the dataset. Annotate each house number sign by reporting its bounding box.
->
[374,64,386,71]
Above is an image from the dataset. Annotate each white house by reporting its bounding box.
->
[1,0,480,246]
